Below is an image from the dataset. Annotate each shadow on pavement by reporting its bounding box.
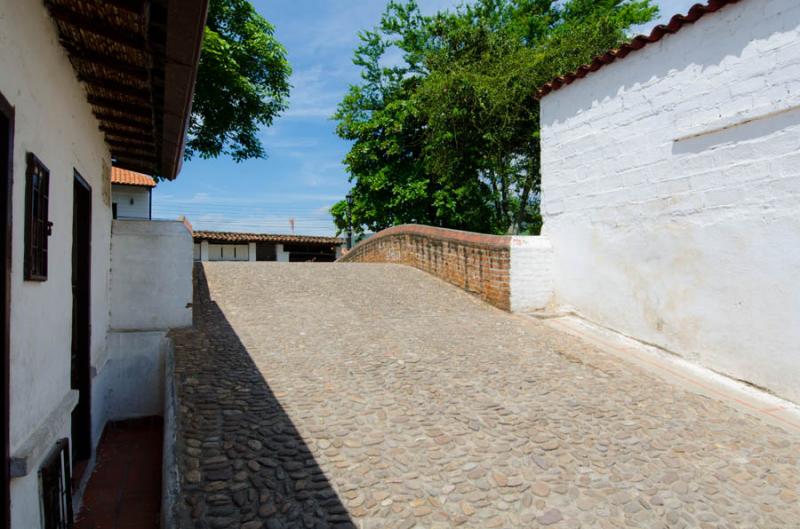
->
[170,264,355,529]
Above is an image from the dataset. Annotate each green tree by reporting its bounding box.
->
[333,0,657,236]
[187,0,291,162]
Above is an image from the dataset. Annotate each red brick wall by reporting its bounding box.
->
[338,225,512,310]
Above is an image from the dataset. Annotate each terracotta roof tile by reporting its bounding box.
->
[193,230,344,245]
[536,0,740,99]
[111,167,157,187]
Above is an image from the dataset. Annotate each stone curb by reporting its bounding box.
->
[162,336,181,529]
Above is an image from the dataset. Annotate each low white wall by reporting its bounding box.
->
[110,219,193,331]
[94,219,193,457]
[92,331,169,444]
[509,237,554,313]
[540,0,800,402]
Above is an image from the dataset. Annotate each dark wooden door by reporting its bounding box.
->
[256,242,277,261]
[71,172,92,466]
[0,90,14,529]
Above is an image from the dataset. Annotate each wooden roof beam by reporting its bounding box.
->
[111,160,158,176]
[94,113,151,131]
[78,75,150,100]
[45,3,147,51]
[104,0,149,15]
[86,95,152,118]
[106,139,155,150]
[111,150,157,161]
[61,43,148,81]
[100,127,155,143]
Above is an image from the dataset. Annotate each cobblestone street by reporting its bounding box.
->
[172,262,800,529]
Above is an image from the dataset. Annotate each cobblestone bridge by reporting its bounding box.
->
[171,262,800,529]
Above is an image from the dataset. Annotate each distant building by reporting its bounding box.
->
[111,167,156,220]
[193,231,345,262]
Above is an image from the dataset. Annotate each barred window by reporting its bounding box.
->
[39,438,73,529]
[24,153,51,281]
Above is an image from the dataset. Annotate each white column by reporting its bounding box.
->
[200,240,209,262]
[248,242,257,262]
[276,244,290,262]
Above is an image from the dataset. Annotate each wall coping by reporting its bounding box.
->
[342,224,511,260]
[9,389,79,478]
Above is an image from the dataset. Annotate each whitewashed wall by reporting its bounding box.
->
[0,1,113,526]
[509,237,554,313]
[276,243,290,262]
[540,0,800,403]
[96,219,193,447]
[109,220,193,331]
[207,243,249,261]
[112,183,150,219]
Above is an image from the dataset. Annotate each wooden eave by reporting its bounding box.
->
[44,0,208,180]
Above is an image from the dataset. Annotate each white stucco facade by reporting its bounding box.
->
[1,0,112,525]
[112,183,151,219]
[540,0,800,402]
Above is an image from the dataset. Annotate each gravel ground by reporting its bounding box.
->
[171,262,800,529]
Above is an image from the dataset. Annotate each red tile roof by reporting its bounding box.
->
[193,230,344,245]
[536,0,740,99]
[111,167,157,188]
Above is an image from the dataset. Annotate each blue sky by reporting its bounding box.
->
[154,0,698,236]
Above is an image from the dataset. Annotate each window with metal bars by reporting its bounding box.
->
[39,438,73,529]
[24,152,51,280]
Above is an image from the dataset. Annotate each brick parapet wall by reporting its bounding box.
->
[339,225,535,311]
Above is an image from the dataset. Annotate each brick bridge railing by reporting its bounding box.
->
[338,224,554,312]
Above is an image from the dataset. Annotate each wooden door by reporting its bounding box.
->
[0,89,14,529]
[71,172,92,467]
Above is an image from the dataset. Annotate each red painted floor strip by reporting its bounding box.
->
[74,417,163,529]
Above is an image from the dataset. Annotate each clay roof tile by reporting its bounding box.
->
[111,166,156,187]
[536,0,741,99]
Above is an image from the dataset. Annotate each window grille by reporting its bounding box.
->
[39,438,73,529]
[24,153,51,280]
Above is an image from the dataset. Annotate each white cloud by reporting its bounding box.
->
[282,64,345,119]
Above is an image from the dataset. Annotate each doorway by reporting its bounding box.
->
[0,90,14,529]
[71,172,92,470]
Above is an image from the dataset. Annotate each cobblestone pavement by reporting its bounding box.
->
[171,262,800,529]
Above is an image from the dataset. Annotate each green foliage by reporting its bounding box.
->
[333,0,657,235]
[187,0,291,162]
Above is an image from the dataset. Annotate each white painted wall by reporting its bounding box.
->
[98,220,193,450]
[1,1,113,526]
[540,0,800,403]
[92,331,169,444]
[109,220,193,331]
[207,243,249,261]
[112,183,150,219]
[276,243,290,262]
[509,237,554,313]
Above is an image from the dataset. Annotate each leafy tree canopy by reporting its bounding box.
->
[332,0,657,236]
[187,0,291,162]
